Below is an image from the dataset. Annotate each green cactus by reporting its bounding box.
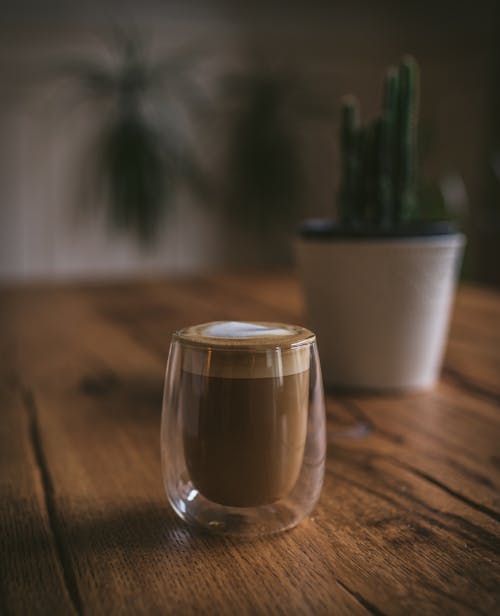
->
[338,56,420,227]
[339,96,360,224]
[396,56,419,221]
[379,66,398,223]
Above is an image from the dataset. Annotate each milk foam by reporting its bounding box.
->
[204,321,291,339]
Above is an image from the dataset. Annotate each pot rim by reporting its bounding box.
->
[299,218,461,241]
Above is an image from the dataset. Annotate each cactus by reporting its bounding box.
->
[338,56,420,226]
[379,66,398,223]
[396,56,419,221]
[339,96,360,224]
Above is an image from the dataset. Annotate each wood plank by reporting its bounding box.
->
[317,467,498,616]
[3,286,366,615]
[343,391,500,514]
[0,385,76,615]
[455,284,500,320]
[84,278,500,609]
[1,278,499,614]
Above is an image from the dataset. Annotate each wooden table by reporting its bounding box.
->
[1,273,499,615]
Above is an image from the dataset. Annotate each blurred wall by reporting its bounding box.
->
[0,1,499,282]
[0,13,232,281]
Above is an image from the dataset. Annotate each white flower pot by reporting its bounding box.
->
[295,231,466,391]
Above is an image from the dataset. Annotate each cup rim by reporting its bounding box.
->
[173,320,316,351]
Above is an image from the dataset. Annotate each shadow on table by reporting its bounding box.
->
[66,501,300,552]
[5,499,290,566]
[78,370,164,424]
[70,502,229,552]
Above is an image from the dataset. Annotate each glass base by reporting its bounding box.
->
[168,479,316,537]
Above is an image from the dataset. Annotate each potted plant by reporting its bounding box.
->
[296,56,466,391]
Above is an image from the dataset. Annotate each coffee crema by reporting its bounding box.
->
[175,322,314,508]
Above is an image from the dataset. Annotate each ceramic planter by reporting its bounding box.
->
[295,223,466,391]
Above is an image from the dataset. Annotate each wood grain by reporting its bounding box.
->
[1,274,499,615]
[0,385,75,615]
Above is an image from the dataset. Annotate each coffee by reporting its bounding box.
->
[176,322,313,508]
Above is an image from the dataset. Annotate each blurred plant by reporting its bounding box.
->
[223,65,335,232]
[62,32,209,245]
[225,71,300,230]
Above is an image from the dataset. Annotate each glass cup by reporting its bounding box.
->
[161,321,326,536]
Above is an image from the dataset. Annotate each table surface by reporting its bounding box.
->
[1,273,499,616]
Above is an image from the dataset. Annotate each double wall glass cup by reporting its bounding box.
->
[161,321,326,536]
